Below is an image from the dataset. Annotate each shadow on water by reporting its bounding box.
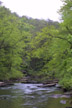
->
[0,83,72,108]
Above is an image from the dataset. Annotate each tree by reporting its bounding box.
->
[0,6,32,80]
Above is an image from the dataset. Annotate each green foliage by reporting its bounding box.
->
[25,0,72,88]
[0,0,72,90]
[0,6,32,80]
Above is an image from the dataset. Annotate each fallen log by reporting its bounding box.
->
[37,83,56,87]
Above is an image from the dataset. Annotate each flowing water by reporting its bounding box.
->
[0,83,72,108]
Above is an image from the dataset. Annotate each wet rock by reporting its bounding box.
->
[0,82,5,85]
[50,94,62,98]
[33,107,37,108]
[69,100,72,105]
[60,100,66,104]
[43,79,58,84]
[56,84,62,88]
[61,95,70,98]
[0,82,6,87]
[50,94,70,98]
[0,81,14,87]
[64,91,72,96]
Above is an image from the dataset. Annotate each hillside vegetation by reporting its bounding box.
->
[0,0,72,89]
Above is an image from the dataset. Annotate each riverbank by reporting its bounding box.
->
[0,77,72,96]
[0,77,59,87]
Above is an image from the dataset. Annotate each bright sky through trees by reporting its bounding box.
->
[2,0,63,21]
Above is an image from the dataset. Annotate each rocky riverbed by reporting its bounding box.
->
[0,83,72,108]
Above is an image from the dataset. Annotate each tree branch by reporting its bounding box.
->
[48,33,72,45]
[66,26,72,35]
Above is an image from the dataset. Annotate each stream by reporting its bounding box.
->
[0,83,72,108]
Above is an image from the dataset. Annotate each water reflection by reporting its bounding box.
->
[0,83,72,108]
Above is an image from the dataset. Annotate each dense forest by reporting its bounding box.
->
[0,0,72,90]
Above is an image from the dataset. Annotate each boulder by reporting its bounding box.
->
[0,82,14,87]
